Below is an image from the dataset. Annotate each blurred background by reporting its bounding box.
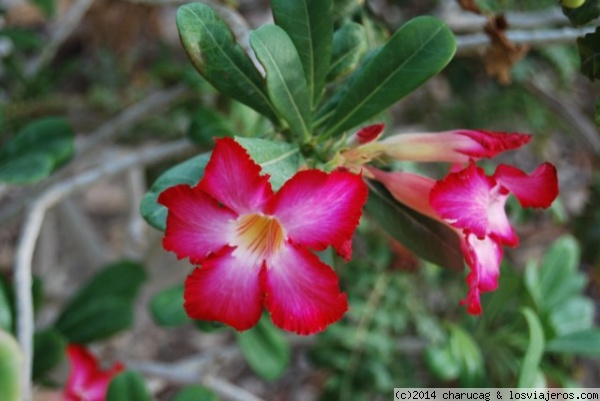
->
[1,0,599,400]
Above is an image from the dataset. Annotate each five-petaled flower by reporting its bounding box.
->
[159,137,368,335]
[368,159,558,315]
[64,344,123,401]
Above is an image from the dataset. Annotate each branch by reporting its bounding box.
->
[26,0,96,77]
[456,26,595,55]
[14,139,192,400]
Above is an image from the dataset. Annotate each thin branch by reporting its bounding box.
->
[26,0,96,77]
[524,79,600,156]
[77,85,189,156]
[456,26,595,55]
[14,139,192,400]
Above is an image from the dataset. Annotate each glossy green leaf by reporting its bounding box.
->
[176,3,279,122]
[173,385,219,401]
[140,153,210,231]
[188,107,236,148]
[55,298,134,344]
[0,117,74,184]
[271,0,333,106]
[33,329,66,380]
[149,284,189,327]
[236,137,301,190]
[250,25,312,140]
[0,330,22,401]
[107,371,151,401]
[517,308,545,388]
[321,16,456,137]
[0,277,12,333]
[328,23,368,82]
[577,27,600,81]
[236,316,291,380]
[365,181,464,271]
[61,261,146,310]
[476,0,556,12]
[546,329,600,355]
[562,0,600,25]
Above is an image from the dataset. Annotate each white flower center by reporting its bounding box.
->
[230,213,285,263]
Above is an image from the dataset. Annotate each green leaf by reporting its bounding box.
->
[149,284,189,328]
[546,329,600,355]
[577,27,600,81]
[176,3,279,122]
[271,0,333,106]
[549,296,595,336]
[188,107,236,148]
[517,308,545,388]
[0,277,13,333]
[235,137,301,190]
[107,371,151,401]
[0,117,74,185]
[0,330,22,401]
[537,235,583,309]
[173,386,219,401]
[321,16,456,137]
[33,329,66,380]
[328,23,368,82]
[140,153,210,231]
[61,261,146,310]
[424,344,460,382]
[250,25,312,140]
[562,0,600,26]
[365,181,464,271]
[236,316,291,380]
[448,324,485,387]
[55,298,134,344]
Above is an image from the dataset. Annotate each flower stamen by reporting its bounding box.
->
[231,213,285,263]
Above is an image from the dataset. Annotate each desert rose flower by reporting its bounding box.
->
[159,137,368,335]
[64,345,123,401]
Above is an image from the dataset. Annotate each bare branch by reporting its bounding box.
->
[456,26,595,55]
[14,139,192,399]
[26,0,96,77]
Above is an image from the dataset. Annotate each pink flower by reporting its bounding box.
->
[158,138,368,335]
[368,160,558,315]
[376,129,531,163]
[64,345,124,401]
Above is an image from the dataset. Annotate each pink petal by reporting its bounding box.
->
[65,345,123,401]
[379,130,531,163]
[158,184,236,263]
[198,137,273,214]
[267,170,367,260]
[460,234,503,315]
[456,129,531,159]
[430,163,496,238]
[430,163,518,245]
[494,162,559,208]
[184,247,263,331]
[353,123,385,145]
[262,243,348,335]
[65,345,97,398]
[366,167,438,219]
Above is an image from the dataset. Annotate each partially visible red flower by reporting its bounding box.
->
[375,129,531,163]
[64,345,123,401]
[367,160,559,315]
[159,137,368,335]
[347,123,386,146]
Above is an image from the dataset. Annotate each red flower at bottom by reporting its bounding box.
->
[64,345,123,401]
[159,138,368,335]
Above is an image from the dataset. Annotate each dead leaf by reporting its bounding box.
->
[484,16,529,84]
